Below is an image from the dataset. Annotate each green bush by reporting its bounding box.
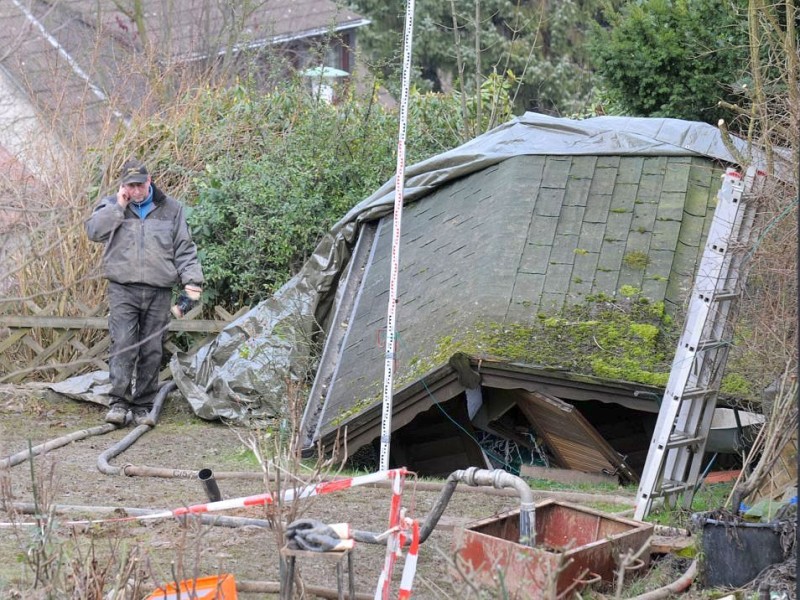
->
[589,0,749,123]
[184,81,462,306]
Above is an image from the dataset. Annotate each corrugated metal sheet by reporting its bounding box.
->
[514,389,638,482]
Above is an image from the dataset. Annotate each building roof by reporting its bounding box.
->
[0,0,121,144]
[307,151,726,447]
[60,0,369,62]
[168,113,763,468]
[0,0,368,146]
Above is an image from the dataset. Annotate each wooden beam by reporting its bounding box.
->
[1,315,228,333]
[0,328,28,353]
[520,465,618,486]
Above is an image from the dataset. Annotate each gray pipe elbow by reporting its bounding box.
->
[450,468,536,547]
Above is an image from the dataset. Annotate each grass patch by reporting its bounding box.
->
[525,477,634,495]
[623,250,650,269]
[645,482,734,528]
[583,500,634,513]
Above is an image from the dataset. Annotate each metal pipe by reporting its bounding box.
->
[121,465,223,478]
[96,382,175,475]
[114,466,635,507]
[418,467,536,547]
[4,501,272,529]
[236,580,372,600]
[198,468,222,502]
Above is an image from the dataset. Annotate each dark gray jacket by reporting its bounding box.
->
[85,184,204,288]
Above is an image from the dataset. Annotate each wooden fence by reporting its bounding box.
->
[0,301,248,384]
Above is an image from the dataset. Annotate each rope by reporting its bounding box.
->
[379,0,417,472]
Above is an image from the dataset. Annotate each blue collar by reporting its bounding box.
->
[131,186,154,219]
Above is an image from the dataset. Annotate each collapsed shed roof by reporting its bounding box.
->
[306,151,725,446]
[171,113,766,443]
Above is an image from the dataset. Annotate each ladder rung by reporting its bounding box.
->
[681,387,713,400]
[667,431,704,449]
[697,338,731,351]
[659,480,693,496]
[712,291,739,301]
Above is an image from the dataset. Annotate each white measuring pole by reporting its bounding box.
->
[379,0,416,472]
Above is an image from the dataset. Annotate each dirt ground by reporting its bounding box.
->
[0,383,795,599]
[0,383,527,599]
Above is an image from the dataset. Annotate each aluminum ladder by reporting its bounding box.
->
[634,166,759,521]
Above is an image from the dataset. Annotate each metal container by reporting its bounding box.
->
[453,500,652,599]
[692,513,790,588]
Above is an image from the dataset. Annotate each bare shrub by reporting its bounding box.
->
[0,0,302,382]
[720,0,798,508]
[1,455,151,599]
[722,0,797,399]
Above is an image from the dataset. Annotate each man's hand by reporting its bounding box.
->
[185,285,202,301]
[171,285,203,318]
[116,186,131,209]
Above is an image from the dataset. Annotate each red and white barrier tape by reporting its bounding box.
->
[375,469,406,599]
[5,468,422,598]
[397,519,420,600]
[1,468,409,528]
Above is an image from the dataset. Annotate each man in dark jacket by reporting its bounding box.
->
[86,159,204,426]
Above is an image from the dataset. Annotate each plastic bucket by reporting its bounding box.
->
[693,514,789,588]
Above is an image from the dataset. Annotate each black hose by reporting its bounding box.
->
[0,423,117,469]
[417,475,460,544]
[149,380,175,421]
[97,382,175,475]
[335,467,537,548]
[420,467,535,546]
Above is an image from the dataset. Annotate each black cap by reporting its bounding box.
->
[119,159,149,185]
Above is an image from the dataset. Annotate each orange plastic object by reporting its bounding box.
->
[145,574,237,599]
[704,469,742,484]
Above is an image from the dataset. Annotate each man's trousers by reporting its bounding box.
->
[107,282,171,408]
